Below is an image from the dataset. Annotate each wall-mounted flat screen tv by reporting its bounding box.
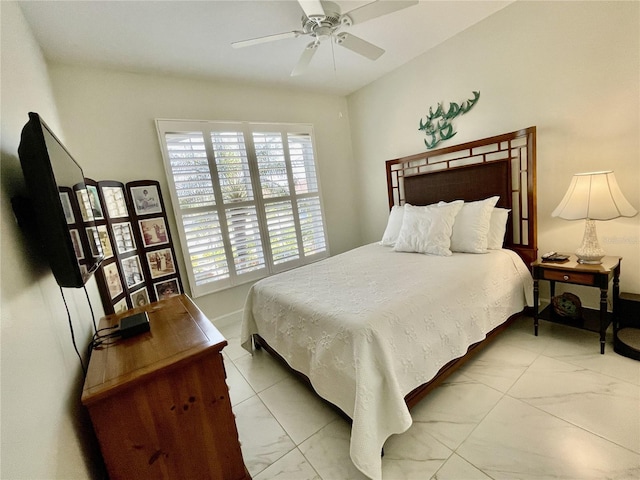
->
[18,112,103,287]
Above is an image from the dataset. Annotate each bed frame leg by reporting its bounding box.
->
[381,447,384,457]
[253,334,262,350]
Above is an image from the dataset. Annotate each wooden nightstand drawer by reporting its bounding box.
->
[542,269,596,285]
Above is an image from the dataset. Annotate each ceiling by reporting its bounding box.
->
[19,1,513,96]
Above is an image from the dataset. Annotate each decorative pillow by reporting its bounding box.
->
[393,201,463,256]
[444,196,499,253]
[487,207,511,249]
[381,204,406,246]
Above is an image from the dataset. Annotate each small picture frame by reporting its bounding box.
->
[130,287,150,308]
[97,225,113,259]
[87,185,104,220]
[112,222,136,254]
[146,248,176,279]
[139,217,169,247]
[102,185,128,219]
[121,255,144,289]
[69,229,84,260]
[154,278,180,300]
[103,262,123,299]
[60,191,75,224]
[76,188,92,222]
[85,227,102,257]
[113,297,129,314]
[131,185,162,216]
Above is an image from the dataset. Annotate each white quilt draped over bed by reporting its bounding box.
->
[241,243,533,480]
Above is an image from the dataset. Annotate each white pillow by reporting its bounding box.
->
[487,207,511,249]
[446,196,499,253]
[380,204,406,246]
[394,201,463,256]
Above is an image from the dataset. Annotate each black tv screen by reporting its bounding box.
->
[18,112,103,287]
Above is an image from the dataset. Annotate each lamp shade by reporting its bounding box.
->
[552,171,637,220]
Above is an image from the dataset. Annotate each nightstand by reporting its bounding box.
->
[531,255,621,354]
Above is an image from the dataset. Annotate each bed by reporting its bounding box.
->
[240,127,537,480]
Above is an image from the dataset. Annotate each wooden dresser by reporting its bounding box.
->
[82,294,251,479]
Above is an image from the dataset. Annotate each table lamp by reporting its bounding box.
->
[551,171,637,264]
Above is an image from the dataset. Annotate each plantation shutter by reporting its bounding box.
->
[156,120,328,297]
[253,131,297,266]
[288,132,326,256]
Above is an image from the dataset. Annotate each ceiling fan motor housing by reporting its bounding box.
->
[301,1,345,36]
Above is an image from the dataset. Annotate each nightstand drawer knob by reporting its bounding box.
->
[563,275,569,280]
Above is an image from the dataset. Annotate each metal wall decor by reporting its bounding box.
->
[419,91,480,149]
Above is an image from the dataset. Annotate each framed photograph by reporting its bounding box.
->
[131,185,162,216]
[102,185,128,219]
[69,229,84,260]
[76,188,92,222]
[103,262,123,299]
[130,287,150,308]
[97,225,113,259]
[59,191,75,224]
[85,227,102,257]
[87,185,104,220]
[112,222,136,254]
[139,217,169,247]
[146,248,176,279]
[154,278,180,300]
[113,297,129,314]
[121,255,144,288]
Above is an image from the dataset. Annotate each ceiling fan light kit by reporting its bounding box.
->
[232,0,418,76]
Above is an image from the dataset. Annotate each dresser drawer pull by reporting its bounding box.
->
[564,275,569,280]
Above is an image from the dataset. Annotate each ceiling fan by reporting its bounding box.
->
[231,0,419,76]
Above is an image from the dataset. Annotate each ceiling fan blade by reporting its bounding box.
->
[232,30,302,49]
[298,0,326,21]
[346,0,418,25]
[335,33,384,60]
[291,42,319,76]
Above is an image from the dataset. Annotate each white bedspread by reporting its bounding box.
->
[241,243,533,479]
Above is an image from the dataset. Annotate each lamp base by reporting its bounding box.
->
[577,258,604,265]
[575,219,605,265]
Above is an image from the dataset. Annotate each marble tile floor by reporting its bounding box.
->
[218,316,640,480]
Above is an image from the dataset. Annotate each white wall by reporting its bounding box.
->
[348,0,640,306]
[47,64,360,320]
[0,2,104,478]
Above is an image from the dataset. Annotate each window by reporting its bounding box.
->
[155,120,328,297]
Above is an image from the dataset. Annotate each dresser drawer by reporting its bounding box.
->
[542,269,596,286]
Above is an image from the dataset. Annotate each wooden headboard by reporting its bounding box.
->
[385,127,537,265]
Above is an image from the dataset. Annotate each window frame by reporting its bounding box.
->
[155,119,329,297]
